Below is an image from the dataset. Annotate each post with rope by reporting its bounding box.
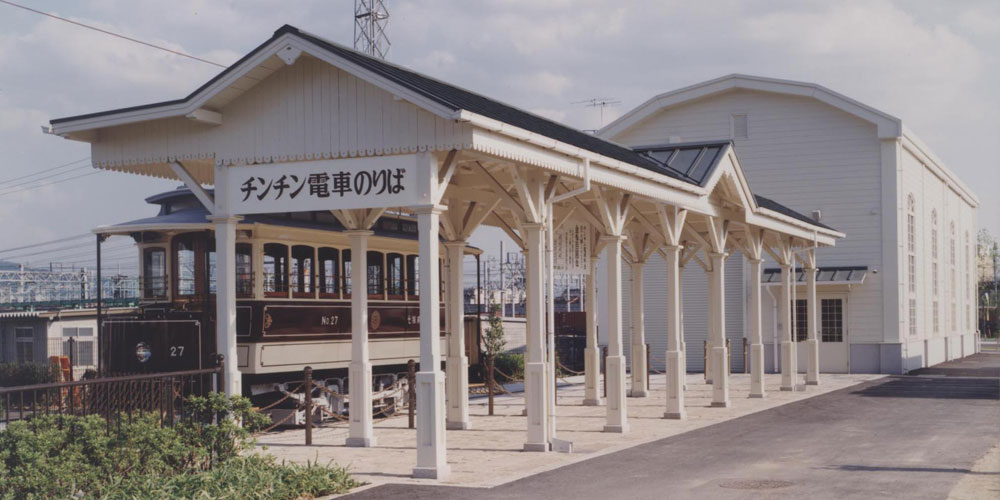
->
[304,366,313,446]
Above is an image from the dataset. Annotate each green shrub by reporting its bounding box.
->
[493,352,524,381]
[0,362,59,387]
[0,393,358,500]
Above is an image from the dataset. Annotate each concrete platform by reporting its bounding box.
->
[256,372,883,488]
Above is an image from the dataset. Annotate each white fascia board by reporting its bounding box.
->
[900,128,979,207]
[51,32,459,137]
[50,35,295,136]
[468,127,722,216]
[288,37,457,121]
[461,110,704,195]
[699,145,759,212]
[599,73,903,140]
[749,209,843,244]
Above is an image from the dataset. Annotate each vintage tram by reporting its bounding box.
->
[96,187,479,401]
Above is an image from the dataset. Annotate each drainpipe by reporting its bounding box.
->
[551,158,591,203]
[765,285,779,373]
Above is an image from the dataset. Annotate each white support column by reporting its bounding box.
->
[679,262,687,390]
[748,257,766,398]
[212,215,241,396]
[629,260,648,397]
[779,263,795,391]
[523,222,550,451]
[709,252,730,408]
[805,250,820,386]
[663,245,685,419]
[445,241,471,429]
[346,230,376,447]
[211,164,240,397]
[705,270,715,385]
[583,256,602,406]
[412,205,449,479]
[603,235,628,434]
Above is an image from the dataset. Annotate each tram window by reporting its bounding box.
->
[143,248,167,298]
[263,243,289,297]
[318,247,340,298]
[291,245,315,298]
[236,244,253,297]
[175,236,197,296]
[206,238,217,295]
[386,253,404,299]
[342,249,352,298]
[368,251,384,299]
[406,254,418,299]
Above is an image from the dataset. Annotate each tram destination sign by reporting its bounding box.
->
[225,154,424,215]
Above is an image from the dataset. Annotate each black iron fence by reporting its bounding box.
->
[0,361,222,431]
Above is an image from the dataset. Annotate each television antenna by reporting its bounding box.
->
[572,97,621,130]
[354,0,390,59]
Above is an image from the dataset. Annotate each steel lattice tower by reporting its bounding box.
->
[354,0,390,59]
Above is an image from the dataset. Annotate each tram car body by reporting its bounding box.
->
[97,187,476,396]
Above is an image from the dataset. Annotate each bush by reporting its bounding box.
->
[493,352,524,382]
[0,393,358,500]
[0,362,59,387]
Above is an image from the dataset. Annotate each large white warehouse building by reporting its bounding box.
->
[598,74,979,375]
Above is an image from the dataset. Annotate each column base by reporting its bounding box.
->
[446,421,471,430]
[805,381,820,386]
[628,389,649,398]
[748,393,765,399]
[780,386,795,391]
[445,355,470,431]
[604,355,629,435]
[523,442,549,452]
[523,361,549,449]
[345,437,377,448]
[551,437,573,453]
[710,401,731,408]
[663,411,685,420]
[412,464,451,480]
[582,398,603,406]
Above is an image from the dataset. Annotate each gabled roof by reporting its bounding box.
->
[600,73,904,139]
[51,25,660,176]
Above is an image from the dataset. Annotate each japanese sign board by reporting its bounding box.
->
[553,222,590,275]
[225,154,425,215]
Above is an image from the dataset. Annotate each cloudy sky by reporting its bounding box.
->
[0,0,997,270]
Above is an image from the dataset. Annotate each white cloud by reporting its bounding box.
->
[510,71,572,96]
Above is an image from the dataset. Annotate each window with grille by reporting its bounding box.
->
[15,327,34,363]
[965,232,971,330]
[792,299,808,342]
[821,299,844,342]
[909,299,917,337]
[950,222,957,331]
[62,327,95,367]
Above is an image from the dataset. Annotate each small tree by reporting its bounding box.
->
[481,301,506,415]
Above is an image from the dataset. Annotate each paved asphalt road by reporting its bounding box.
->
[345,353,1000,500]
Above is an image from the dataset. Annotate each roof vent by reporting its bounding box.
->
[811,209,822,222]
[732,114,748,139]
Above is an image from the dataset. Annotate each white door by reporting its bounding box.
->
[818,294,849,373]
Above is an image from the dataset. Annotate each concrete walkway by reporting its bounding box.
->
[338,353,1000,500]
[257,371,882,488]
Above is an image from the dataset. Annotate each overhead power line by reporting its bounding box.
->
[0,157,89,186]
[0,170,103,198]
[0,0,225,68]
[0,233,92,255]
[0,164,91,190]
